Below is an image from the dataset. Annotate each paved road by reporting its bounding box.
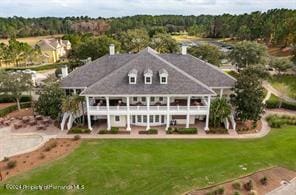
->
[263,81,296,103]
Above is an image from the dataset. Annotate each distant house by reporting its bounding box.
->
[36,39,71,63]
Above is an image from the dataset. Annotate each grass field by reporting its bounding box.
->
[0,35,63,46]
[269,75,296,99]
[0,126,296,195]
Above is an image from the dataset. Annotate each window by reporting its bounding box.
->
[151,97,155,102]
[132,116,136,123]
[143,115,147,123]
[161,77,167,84]
[159,97,163,101]
[145,76,152,84]
[115,116,120,122]
[141,97,146,102]
[133,97,137,102]
[150,115,153,123]
[155,115,159,123]
[130,76,136,84]
[161,115,165,123]
[137,115,142,123]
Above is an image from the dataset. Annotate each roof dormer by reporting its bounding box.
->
[128,69,137,84]
[159,68,168,84]
[144,68,153,84]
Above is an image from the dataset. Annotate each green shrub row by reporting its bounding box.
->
[0,95,31,103]
[266,114,296,128]
[205,187,224,195]
[98,127,120,134]
[2,62,67,72]
[68,127,91,134]
[139,129,158,134]
[265,94,296,110]
[0,102,31,117]
[167,127,198,134]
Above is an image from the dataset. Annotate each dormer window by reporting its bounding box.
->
[144,68,153,84]
[159,68,168,84]
[128,69,137,84]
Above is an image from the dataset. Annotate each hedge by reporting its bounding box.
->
[266,94,296,110]
[139,129,158,134]
[177,128,198,134]
[2,62,67,72]
[0,95,31,103]
[0,102,31,117]
[266,114,296,128]
[68,127,91,134]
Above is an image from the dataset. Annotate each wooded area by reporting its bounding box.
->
[0,9,295,47]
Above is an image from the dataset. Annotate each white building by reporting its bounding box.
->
[60,45,236,131]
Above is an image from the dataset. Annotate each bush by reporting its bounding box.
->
[260,176,267,185]
[110,127,119,134]
[68,127,91,134]
[0,102,31,117]
[177,128,197,134]
[233,191,240,195]
[244,180,253,191]
[73,135,81,140]
[265,94,296,110]
[139,129,158,134]
[266,114,296,128]
[232,181,242,190]
[0,95,31,103]
[3,157,9,162]
[6,160,17,169]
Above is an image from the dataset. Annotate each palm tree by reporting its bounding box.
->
[209,97,232,128]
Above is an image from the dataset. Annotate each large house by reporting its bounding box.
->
[60,45,236,131]
[37,38,71,63]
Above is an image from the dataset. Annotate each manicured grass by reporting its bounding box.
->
[269,75,296,99]
[1,127,296,194]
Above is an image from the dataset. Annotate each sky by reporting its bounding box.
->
[0,0,295,18]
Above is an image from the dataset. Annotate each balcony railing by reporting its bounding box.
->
[89,105,208,112]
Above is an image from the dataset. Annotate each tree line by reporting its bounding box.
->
[1,9,295,46]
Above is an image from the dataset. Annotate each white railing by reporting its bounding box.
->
[89,105,208,112]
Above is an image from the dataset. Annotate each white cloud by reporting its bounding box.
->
[0,0,295,17]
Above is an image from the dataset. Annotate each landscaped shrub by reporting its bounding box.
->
[139,129,158,134]
[266,114,296,128]
[232,181,242,190]
[0,95,31,103]
[176,128,197,134]
[265,94,296,110]
[6,160,17,169]
[260,176,268,185]
[3,157,9,162]
[73,135,81,140]
[68,127,91,134]
[244,180,253,191]
[233,191,240,195]
[110,127,119,134]
[248,190,257,195]
[39,153,45,159]
[281,101,296,110]
[0,102,31,117]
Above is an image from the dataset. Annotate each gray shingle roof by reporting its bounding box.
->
[81,48,214,95]
[160,54,236,88]
[61,47,235,95]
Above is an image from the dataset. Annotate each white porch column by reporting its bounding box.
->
[219,88,224,99]
[146,96,150,130]
[186,96,190,128]
[106,96,111,130]
[85,96,92,131]
[205,95,211,131]
[73,89,77,95]
[166,96,170,130]
[126,97,131,131]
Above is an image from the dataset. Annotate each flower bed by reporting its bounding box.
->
[266,114,296,128]
[0,102,31,117]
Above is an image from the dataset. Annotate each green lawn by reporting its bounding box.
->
[1,126,296,195]
[269,75,296,99]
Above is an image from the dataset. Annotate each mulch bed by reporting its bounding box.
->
[0,103,15,110]
[0,138,81,181]
[236,120,262,134]
[187,166,296,195]
[6,108,33,118]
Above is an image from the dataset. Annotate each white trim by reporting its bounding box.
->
[82,94,214,97]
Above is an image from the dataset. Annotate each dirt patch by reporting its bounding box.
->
[6,108,33,118]
[237,120,262,134]
[0,138,80,181]
[187,167,296,195]
[0,103,15,110]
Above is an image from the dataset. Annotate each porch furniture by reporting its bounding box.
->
[22,116,30,123]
